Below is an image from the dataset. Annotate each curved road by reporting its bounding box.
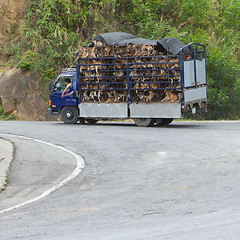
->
[0,120,240,239]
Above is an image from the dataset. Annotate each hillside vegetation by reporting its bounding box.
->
[2,0,240,119]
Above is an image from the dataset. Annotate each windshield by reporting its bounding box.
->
[53,76,73,92]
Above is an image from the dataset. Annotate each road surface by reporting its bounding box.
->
[0,120,240,239]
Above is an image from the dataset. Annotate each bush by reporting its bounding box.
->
[17,50,37,71]
[179,0,218,29]
[20,0,89,75]
[206,46,240,119]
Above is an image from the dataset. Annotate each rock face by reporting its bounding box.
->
[0,0,57,121]
[0,0,32,44]
[0,69,56,121]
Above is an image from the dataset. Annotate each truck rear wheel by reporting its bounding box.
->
[60,106,78,124]
[134,118,155,127]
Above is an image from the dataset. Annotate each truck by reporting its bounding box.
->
[48,32,207,127]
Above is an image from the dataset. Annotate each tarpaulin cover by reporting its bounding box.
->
[94,32,137,45]
[93,32,191,55]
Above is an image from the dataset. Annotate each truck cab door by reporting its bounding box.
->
[51,76,77,109]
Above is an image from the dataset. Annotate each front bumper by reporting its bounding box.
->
[48,108,60,115]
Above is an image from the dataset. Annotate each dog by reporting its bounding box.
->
[162,90,180,102]
[77,47,96,60]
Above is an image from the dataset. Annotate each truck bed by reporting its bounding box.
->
[76,42,207,118]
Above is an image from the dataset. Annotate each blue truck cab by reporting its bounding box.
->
[48,68,80,123]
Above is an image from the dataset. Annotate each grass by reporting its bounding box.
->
[0,106,16,120]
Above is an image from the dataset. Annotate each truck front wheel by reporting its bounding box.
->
[134,118,155,127]
[60,106,78,124]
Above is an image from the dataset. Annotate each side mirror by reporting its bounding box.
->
[49,81,52,90]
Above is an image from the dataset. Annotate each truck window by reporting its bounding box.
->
[53,76,73,92]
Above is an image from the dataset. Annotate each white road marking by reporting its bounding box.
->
[0,134,85,214]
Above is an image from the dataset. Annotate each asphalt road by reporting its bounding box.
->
[0,120,240,239]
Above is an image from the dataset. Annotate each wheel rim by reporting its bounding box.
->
[66,111,73,119]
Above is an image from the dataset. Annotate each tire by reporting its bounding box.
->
[85,119,98,124]
[60,106,78,124]
[156,118,173,126]
[134,118,155,127]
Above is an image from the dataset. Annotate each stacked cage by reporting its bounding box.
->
[77,41,187,104]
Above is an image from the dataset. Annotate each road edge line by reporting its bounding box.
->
[0,134,85,214]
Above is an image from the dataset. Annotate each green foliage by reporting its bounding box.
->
[0,105,15,121]
[119,0,179,39]
[86,1,120,35]
[221,0,240,30]
[206,46,240,119]
[25,0,88,37]
[17,50,37,71]
[18,0,90,79]
[1,39,27,63]
[179,0,218,29]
